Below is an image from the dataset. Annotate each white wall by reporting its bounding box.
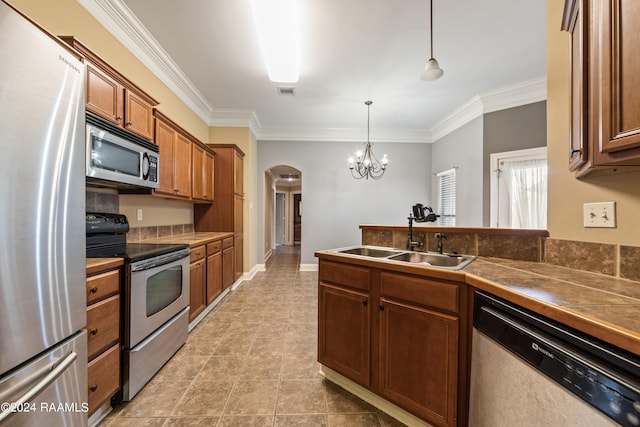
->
[257,141,432,265]
[431,117,484,227]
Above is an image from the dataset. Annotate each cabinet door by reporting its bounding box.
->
[189,259,206,322]
[565,0,589,170]
[125,90,154,140]
[155,118,176,195]
[234,234,243,281]
[318,283,370,387]
[234,150,244,195]
[206,252,222,304]
[222,246,234,290]
[86,64,124,126]
[598,0,640,153]
[191,143,205,200]
[204,150,215,201]
[174,133,192,198]
[378,298,458,427]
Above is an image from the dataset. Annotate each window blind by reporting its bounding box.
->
[437,168,456,226]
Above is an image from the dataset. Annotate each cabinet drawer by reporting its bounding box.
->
[222,237,234,249]
[87,295,120,360]
[207,240,222,255]
[87,344,120,416]
[190,245,206,262]
[86,268,120,305]
[380,272,459,314]
[319,260,370,291]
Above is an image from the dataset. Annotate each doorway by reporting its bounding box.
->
[264,165,302,258]
[275,193,286,245]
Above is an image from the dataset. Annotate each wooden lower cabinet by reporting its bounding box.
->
[206,242,223,304]
[318,283,370,387]
[189,251,206,322]
[86,263,122,416]
[222,237,235,290]
[317,259,464,427]
[379,299,458,427]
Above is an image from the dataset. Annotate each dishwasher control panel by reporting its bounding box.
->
[474,291,640,427]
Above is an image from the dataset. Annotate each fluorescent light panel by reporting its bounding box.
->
[251,0,300,83]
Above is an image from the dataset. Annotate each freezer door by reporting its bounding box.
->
[0,1,86,376]
[0,331,88,427]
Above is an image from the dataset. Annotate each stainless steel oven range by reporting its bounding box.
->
[86,213,190,402]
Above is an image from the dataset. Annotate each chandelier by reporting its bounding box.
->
[348,101,388,180]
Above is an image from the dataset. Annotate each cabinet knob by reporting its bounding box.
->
[90,384,98,393]
[379,305,385,311]
[126,121,133,126]
[362,299,368,306]
[570,148,582,155]
[90,328,98,335]
[116,115,123,121]
[90,287,98,294]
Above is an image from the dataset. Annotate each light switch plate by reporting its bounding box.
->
[137,208,143,221]
[583,202,616,228]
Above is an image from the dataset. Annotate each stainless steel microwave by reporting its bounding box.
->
[86,112,159,189]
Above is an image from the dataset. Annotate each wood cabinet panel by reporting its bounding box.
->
[319,261,371,291]
[86,268,120,305]
[155,118,176,195]
[319,283,371,387]
[85,64,123,126]
[87,344,120,416]
[222,246,234,290]
[379,299,458,427]
[125,90,154,140]
[207,240,222,255]
[174,133,192,198]
[380,272,459,314]
[189,259,206,322]
[192,143,215,202]
[153,112,191,199]
[86,295,120,360]
[204,150,215,201]
[207,251,222,304]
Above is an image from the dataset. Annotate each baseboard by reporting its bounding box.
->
[319,366,433,427]
[299,263,318,272]
[188,288,231,331]
[88,400,112,427]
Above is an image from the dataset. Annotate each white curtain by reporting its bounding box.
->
[502,159,547,229]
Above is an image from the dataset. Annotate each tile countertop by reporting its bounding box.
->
[464,257,640,356]
[136,231,234,248]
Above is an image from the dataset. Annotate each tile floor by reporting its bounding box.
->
[101,245,406,427]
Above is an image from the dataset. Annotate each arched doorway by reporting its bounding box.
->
[264,165,302,259]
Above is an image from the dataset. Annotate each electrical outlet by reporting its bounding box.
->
[137,208,143,221]
[583,202,616,228]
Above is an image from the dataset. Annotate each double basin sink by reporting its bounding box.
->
[332,245,476,270]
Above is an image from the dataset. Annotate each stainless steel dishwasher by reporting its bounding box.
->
[469,291,640,426]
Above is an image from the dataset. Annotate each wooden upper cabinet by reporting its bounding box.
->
[86,63,124,126]
[234,149,244,196]
[153,111,191,199]
[598,0,640,154]
[60,37,158,141]
[562,0,640,175]
[125,90,155,140]
[192,143,215,203]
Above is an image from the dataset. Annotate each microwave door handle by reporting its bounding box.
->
[0,352,78,423]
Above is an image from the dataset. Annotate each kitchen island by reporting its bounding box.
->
[315,246,640,427]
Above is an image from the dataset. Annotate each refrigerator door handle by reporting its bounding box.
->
[0,351,78,423]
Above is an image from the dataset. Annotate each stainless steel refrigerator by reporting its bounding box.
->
[0,1,88,426]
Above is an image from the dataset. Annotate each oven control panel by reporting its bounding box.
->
[86,212,130,235]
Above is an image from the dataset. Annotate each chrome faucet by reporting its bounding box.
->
[435,233,447,254]
[406,204,439,250]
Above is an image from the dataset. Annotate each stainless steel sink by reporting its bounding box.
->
[337,247,403,258]
[388,252,475,269]
[331,245,475,270]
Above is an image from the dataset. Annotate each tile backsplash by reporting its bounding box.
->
[86,188,119,213]
[127,223,195,242]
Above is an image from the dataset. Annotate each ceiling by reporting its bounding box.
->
[85,0,546,143]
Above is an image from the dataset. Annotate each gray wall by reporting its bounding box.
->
[257,140,432,265]
[431,117,484,226]
[482,101,547,225]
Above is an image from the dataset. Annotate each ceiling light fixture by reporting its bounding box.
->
[348,101,388,180]
[420,0,444,81]
[250,0,300,83]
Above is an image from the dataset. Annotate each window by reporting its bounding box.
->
[437,168,456,226]
[490,147,547,229]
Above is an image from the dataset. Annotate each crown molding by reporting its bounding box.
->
[252,127,430,143]
[76,0,213,123]
[431,77,547,142]
[78,0,545,143]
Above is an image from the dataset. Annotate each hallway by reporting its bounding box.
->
[101,245,405,426]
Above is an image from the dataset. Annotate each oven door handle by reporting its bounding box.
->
[130,249,190,272]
